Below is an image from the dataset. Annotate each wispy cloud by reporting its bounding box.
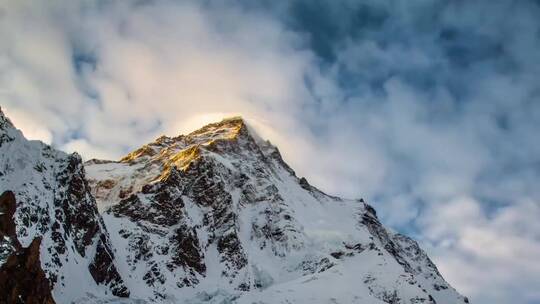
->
[1,1,539,303]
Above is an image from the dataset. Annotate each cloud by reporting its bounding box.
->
[61,138,117,161]
[1,1,540,303]
[420,197,540,303]
[0,107,53,144]
[1,0,318,158]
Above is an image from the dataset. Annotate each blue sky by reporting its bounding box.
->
[1,1,540,303]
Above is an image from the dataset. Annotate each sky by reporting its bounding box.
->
[1,1,540,303]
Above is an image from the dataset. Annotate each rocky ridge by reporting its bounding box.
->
[0,108,128,303]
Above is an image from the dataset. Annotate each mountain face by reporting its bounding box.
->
[0,109,128,303]
[0,108,468,304]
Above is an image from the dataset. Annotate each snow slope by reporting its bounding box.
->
[0,108,128,303]
[85,117,469,304]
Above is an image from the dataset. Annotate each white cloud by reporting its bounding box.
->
[420,197,540,303]
[61,138,115,161]
[1,106,53,144]
[1,0,318,159]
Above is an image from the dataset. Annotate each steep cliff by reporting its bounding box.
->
[0,108,128,303]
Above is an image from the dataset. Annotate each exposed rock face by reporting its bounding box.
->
[86,117,469,303]
[0,191,19,259]
[0,191,55,304]
[0,108,128,303]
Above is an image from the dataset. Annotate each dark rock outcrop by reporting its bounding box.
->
[0,191,56,304]
[89,235,130,297]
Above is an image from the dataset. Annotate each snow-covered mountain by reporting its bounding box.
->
[0,108,128,302]
[0,108,469,304]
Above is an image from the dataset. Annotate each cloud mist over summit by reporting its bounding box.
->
[1,1,540,303]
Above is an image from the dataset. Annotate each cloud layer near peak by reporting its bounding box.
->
[1,1,317,155]
[1,1,540,303]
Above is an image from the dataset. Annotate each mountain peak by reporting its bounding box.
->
[1,109,468,304]
[119,116,250,164]
[0,107,15,130]
[0,107,21,145]
[83,114,468,304]
[185,116,246,141]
